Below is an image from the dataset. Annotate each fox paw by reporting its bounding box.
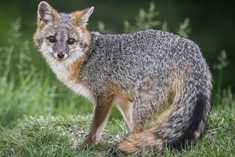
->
[73,135,96,150]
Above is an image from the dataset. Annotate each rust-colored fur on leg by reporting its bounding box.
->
[74,94,113,149]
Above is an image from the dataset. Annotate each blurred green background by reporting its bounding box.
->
[0,0,234,91]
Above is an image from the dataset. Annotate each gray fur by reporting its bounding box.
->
[79,30,212,148]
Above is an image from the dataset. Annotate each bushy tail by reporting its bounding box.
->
[154,75,212,150]
[118,72,212,153]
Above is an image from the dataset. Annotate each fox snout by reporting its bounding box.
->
[52,44,69,60]
[52,48,69,60]
[48,36,69,60]
[57,53,66,59]
[52,52,68,60]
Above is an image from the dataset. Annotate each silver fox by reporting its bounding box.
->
[34,1,212,153]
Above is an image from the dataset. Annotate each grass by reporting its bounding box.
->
[0,76,93,128]
[0,97,234,157]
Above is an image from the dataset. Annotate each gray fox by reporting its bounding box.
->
[33,1,212,153]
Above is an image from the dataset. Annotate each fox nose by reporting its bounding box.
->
[57,53,65,59]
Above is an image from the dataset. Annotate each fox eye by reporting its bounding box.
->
[67,38,76,45]
[47,36,56,43]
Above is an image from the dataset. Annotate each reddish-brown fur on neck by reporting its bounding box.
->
[67,57,85,81]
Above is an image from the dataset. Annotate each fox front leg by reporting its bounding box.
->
[81,95,113,147]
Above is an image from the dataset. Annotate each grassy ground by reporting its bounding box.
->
[0,86,234,157]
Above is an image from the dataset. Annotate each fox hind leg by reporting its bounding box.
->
[118,96,166,153]
[118,81,211,153]
[118,102,171,153]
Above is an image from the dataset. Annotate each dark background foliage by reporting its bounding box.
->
[0,0,234,91]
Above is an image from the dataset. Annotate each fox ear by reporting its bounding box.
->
[37,1,59,25]
[72,6,94,27]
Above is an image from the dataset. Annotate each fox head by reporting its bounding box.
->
[34,1,94,61]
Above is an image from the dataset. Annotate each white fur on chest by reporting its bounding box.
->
[51,62,96,105]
